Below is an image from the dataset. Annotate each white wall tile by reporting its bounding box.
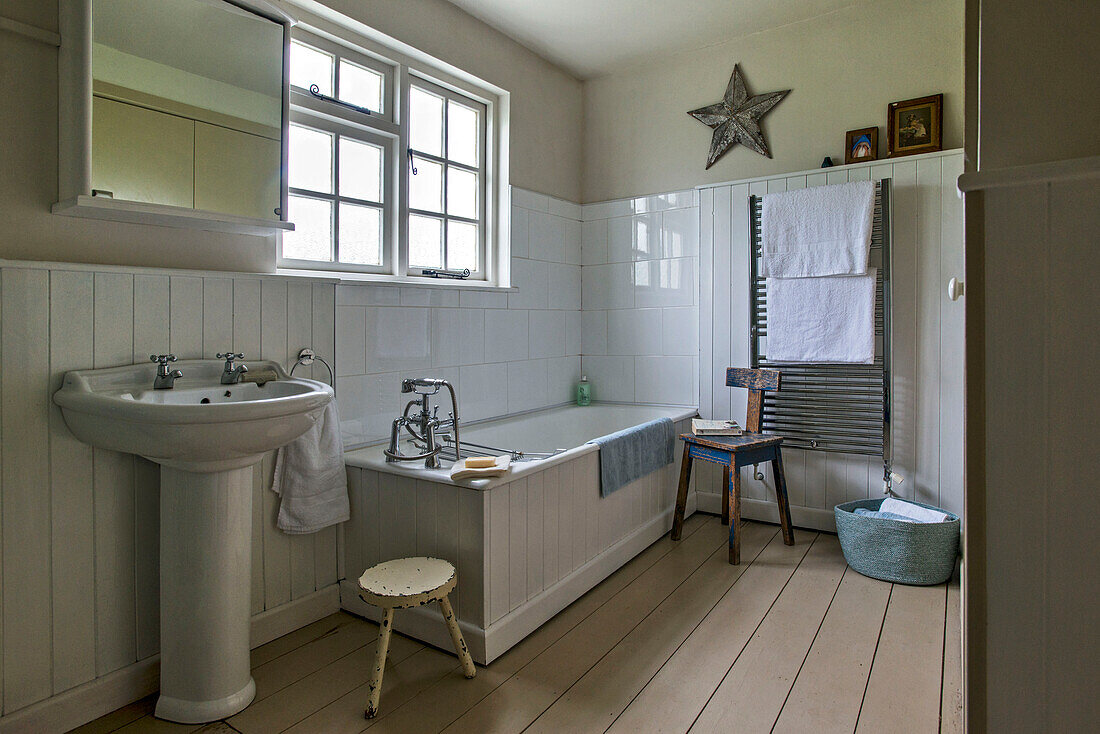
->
[546,356,581,405]
[661,306,699,355]
[630,213,663,261]
[485,309,529,362]
[634,257,696,308]
[507,359,549,413]
[565,311,581,356]
[528,211,565,263]
[510,206,530,259]
[607,308,662,356]
[336,305,366,376]
[607,216,633,263]
[579,356,635,403]
[460,289,509,309]
[564,220,582,265]
[548,263,581,310]
[660,207,699,258]
[508,258,549,310]
[529,310,566,359]
[459,363,508,422]
[581,310,607,355]
[512,187,549,212]
[401,287,459,307]
[364,307,432,372]
[581,220,608,265]
[432,308,485,367]
[635,356,697,405]
[548,197,582,220]
[582,262,633,310]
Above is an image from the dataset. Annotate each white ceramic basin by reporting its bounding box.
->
[54,359,332,472]
[53,358,334,723]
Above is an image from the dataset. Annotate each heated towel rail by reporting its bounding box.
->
[748,179,892,471]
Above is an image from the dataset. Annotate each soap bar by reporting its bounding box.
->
[465,456,497,469]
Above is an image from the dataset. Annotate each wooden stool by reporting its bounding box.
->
[671,368,795,564]
[357,557,476,718]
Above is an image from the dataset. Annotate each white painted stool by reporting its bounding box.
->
[357,557,476,718]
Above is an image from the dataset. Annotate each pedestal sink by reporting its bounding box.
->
[54,360,332,723]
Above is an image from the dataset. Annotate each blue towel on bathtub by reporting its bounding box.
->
[588,418,675,497]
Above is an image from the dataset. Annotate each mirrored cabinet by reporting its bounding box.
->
[54,0,295,235]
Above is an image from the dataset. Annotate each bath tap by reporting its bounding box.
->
[384,377,461,469]
[150,354,183,389]
[216,351,249,385]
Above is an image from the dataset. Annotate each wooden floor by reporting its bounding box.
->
[72,515,962,734]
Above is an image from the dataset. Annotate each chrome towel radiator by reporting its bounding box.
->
[748,179,892,478]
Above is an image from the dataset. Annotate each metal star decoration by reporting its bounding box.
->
[688,64,790,169]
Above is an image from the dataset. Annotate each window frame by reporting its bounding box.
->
[280,22,507,286]
[402,75,488,277]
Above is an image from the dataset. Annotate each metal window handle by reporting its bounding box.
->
[947,277,965,301]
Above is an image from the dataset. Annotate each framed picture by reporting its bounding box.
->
[887,94,943,157]
[845,127,879,164]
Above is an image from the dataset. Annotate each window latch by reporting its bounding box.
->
[407,148,418,175]
[308,84,373,116]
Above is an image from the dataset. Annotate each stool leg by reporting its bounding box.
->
[364,607,394,719]
[728,463,741,564]
[439,594,476,679]
[671,443,693,541]
[772,451,795,546]
[721,466,730,525]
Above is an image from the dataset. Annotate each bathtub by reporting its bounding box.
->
[341,403,698,663]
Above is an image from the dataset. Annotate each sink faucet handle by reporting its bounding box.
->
[216,351,245,361]
[150,354,178,365]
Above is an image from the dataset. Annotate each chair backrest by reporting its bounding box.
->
[725,367,781,433]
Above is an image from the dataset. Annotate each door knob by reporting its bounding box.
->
[947,277,965,301]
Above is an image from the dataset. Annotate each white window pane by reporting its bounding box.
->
[339,138,382,203]
[409,214,443,268]
[409,86,443,156]
[339,203,382,266]
[447,101,478,166]
[290,41,333,96]
[447,221,478,272]
[289,124,333,193]
[284,196,333,261]
[339,59,383,113]
[447,167,478,219]
[409,157,442,213]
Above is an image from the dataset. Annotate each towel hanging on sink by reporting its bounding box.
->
[272,399,350,534]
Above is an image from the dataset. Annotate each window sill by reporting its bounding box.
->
[276,268,517,292]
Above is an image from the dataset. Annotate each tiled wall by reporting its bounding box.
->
[335,188,583,447]
[579,191,700,406]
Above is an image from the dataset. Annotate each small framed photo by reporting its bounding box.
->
[887,94,943,157]
[845,127,879,164]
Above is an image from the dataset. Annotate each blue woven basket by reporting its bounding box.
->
[834,498,960,585]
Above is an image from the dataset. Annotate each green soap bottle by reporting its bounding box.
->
[576,375,591,406]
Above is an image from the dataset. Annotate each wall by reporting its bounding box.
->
[335,188,582,446]
[0,0,583,273]
[579,191,700,406]
[697,150,965,530]
[581,0,964,202]
[0,262,337,728]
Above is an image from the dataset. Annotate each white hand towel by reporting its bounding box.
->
[880,497,950,524]
[761,180,875,278]
[765,269,876,363]
[272,399,350,534]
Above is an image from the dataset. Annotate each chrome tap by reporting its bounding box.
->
[150,354,183,389]
[216,351,249,384]
[383,377,461,469]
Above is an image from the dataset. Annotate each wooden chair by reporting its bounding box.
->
[671,367,795,564]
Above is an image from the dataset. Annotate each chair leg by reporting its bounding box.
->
[439,594,476,679]
[365,607,394,719]
[772,451,795,546]
[728,463,741,564]
[721,466,730,525]
[671,443,693,541]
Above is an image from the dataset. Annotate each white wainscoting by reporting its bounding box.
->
[340,417,695,664]
[0,261,340,729]
[696,150,965,530]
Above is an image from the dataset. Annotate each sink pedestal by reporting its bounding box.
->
[155,465,256,723]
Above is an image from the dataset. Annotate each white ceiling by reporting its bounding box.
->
[444,0,855,79]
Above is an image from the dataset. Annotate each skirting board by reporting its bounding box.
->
[0,585,341,734]
[340,494,699,665]
[696,490,838,532]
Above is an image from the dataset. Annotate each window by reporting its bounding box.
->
[280,28,500,282]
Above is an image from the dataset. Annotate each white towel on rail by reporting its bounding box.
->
[272,398,350,534]
[765,269,876,364]
[760,180,875,277]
